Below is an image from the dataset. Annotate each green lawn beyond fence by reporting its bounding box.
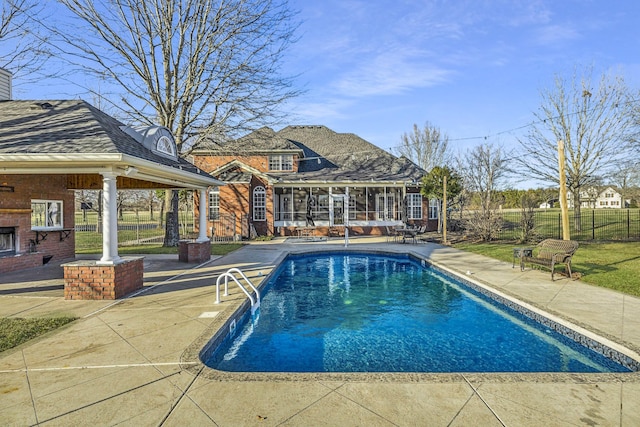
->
[494,208,640,241]
[75,211,196,251]
[73,208,640,252]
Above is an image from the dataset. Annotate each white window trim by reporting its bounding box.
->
[253,186,266,221]
[268,154,293,171]
[156,135,176,157]
[429,199,439,220]
[208,188,220,220]
[31,199,64,230]
[407,194,423,220]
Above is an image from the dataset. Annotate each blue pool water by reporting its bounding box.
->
[204,252,630,373]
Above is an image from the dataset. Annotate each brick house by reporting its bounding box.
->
[190,125,434,239]
[0,69,223,298]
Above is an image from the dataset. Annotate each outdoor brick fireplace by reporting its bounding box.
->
[0,227,16,257]
[0,175,75,274]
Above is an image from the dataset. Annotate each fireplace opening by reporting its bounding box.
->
[0,227,16,257]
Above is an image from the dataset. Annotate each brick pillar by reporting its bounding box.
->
[178,240,211,263]
[63,257,144,300]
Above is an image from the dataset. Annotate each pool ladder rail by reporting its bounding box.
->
[215,268,261,315]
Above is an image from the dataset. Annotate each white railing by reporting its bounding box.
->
[215,268,260,315]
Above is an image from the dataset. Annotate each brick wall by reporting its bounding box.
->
[191,154,299,174]
[63,257,144,300]
[0,174,75,273]
[178,240,211,263]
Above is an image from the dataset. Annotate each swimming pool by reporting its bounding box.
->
[202,252,633,373]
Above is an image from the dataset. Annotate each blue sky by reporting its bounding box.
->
[282,0,640,156]
[13,0,640,164]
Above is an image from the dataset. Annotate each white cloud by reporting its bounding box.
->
[533,24,581,46]
[285,97,354,122]
[333,50,452,97]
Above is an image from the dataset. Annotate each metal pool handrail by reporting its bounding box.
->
[215,268,261,314]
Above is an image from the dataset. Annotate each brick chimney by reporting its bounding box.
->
[0,68,12,100]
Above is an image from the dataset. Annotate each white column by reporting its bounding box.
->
[197,188,209,242]
[344,187,349,227]
[328,187,333,226]
[99,172,121,264]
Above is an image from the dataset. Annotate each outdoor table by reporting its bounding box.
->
[396,228,418,244]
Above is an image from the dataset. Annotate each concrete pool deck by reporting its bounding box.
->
[1,237,639,426]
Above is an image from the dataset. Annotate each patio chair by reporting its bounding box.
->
[385,226,399,243]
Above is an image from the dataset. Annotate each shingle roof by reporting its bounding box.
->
[0,99,209,174]
[274,125,425,183]
[202,126,303,154]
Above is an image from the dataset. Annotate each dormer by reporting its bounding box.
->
[120,125,178,160]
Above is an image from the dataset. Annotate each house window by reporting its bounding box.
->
[407,194,423,220]
[376,194,395,220]
[208,187,220,220]
[156,135,176,156]
[429,199,438,220]
[269,154,293,171]
[31,200,63,229]
[253,186,266,221]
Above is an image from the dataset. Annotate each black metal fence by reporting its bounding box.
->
[74,211,196,251]
[210,213,247,242]
[492,209,640,241]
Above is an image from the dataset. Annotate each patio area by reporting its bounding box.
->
[1,236,639,426]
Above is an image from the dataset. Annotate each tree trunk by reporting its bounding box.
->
[573,191,582,232]
[163,190,180,247]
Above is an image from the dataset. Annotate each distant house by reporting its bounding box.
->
[568,186,626,209]
[190,125,434,239]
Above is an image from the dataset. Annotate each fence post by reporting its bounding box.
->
[558,213,561,239]
[592,210,595,240]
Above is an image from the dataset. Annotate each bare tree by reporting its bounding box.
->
[56,0,301,245]
[516,68,636,231]
[394,122,451,172]
[609,160,640,208]
[458,143,508,241]
[0,0,53,83]
[56,0,300,150]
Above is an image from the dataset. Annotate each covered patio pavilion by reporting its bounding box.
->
[0,97,224,299]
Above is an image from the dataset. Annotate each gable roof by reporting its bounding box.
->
[275,125,425,183]
[195,125,425,185]
[210,159,272,184]
[0,100,223,188]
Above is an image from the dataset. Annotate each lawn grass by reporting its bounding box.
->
[0,317,77,353]
[78,242,245,256]
[453,241,640,297]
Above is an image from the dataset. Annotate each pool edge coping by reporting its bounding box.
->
[181,246,640,382]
